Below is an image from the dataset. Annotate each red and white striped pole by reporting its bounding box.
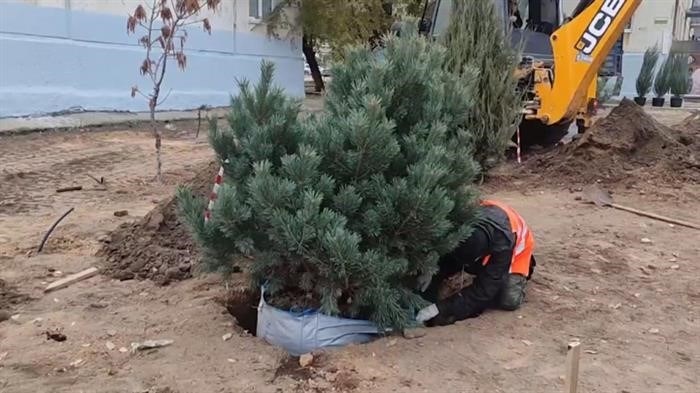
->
[516,127,522,164]
[204,162,226,223]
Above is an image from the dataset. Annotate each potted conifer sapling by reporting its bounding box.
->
[652,54,672,107]
[669,53,691,108]
[634,45,659,106]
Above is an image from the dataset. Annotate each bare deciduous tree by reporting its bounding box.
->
[128,0,220,181]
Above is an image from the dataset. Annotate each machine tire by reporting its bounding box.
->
[576,118,588,134]
[516,119,572,148]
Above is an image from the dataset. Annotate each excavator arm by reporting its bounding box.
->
[530,0,641,125]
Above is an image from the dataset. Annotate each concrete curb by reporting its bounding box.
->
[0,96,325,135]
[0,107,229,135]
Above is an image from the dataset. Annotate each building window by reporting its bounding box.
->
[250,0,276,20]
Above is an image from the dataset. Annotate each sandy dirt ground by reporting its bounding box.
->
[1,105,698,393]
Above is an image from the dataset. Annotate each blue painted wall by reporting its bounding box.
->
[619,53,644,98]
[619,53,674,99]
[0,3,304,117]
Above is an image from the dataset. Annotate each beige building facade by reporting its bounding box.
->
[563,0,694,51]
[563,0,696,96]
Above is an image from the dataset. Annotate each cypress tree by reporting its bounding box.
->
[441,0,523,169]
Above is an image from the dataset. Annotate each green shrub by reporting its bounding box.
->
[653,54,673,98]
[598,76,623,105]
[636,45,660,98]
[669,52,692,97]
[441,0,523,170]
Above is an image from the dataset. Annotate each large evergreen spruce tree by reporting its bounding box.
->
[178,27,481,329]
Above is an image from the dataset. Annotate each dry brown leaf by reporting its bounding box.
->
[140,59,150,75]
[161,25,172,39]
[160,7,173,21]
[126,16,137,34]
[134,4,147,21]
[203,18,211,34]
[176,52,187,70]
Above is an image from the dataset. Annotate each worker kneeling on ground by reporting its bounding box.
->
[415,200,536,326]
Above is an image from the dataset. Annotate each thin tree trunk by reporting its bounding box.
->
[151,54,168,183]
[151,109,162,182]
[150,86,162,182]
[302,34,324,93]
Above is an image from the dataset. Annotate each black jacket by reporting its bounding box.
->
[434,205,516,322]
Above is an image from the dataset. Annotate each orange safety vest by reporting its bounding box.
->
[480,200,535,277]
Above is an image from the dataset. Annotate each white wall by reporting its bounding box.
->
[5,0,257,33]
[629,1,671,52]
[563,0,692,52]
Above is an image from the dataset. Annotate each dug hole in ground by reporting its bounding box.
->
[1,99,699,392]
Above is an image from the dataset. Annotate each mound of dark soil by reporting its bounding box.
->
[674,111,700,145]
[99,161,218,285]
[523,99,699,187]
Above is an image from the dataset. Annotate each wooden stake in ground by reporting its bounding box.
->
[565,341,581,393]
[44,267,99,293]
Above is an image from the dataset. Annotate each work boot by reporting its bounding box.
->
[498,273,528,311]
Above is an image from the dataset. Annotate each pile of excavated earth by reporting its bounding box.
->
[522,98,699,187]
[99,161,218,285]
[674,109,700,140]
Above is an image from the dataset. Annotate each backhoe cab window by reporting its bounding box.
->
[420,0,448,37]
[422,0,559,38]
[514,0,560,34]
[422,0,505,37]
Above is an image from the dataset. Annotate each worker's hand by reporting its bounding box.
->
[416,304,439,323]
[415,270,434,292]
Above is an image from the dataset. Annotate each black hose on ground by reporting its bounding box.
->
[37,207,75,254]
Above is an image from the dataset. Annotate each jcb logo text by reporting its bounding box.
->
[575,0,626,56]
